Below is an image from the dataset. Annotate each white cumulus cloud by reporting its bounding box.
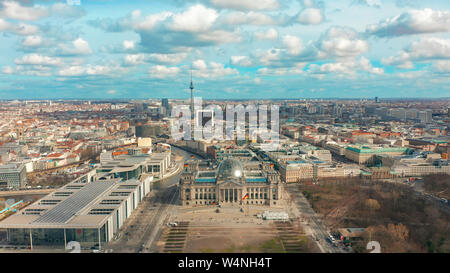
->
[366,8,450,37]
[319,27,369,57]
[22,35,42,47]
[15,54,63,66]
[254,28,278,40]
[282,35,303,55]
[123,40,135,50]
[223,11,275,25]
[192,59,238,78]
[169,4,219,33]
[124,54,146,66]
[58,38,92,55]
[298,8,323,25]
[230,56,253,67]
[209,0,280,11]
[0,1,49,21]
[149,65,180,78]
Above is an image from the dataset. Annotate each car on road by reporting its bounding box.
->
[137,244,145,253]
[328,235,336,244]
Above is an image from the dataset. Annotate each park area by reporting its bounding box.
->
[295,177,450,253]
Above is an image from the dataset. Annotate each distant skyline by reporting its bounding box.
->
[1,0,450,99]
[2,97,449,102]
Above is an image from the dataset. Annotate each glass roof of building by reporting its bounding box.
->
[33,181,116,224]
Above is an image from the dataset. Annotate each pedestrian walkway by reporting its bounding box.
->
[163,221,190,253]
[274,221,309,253]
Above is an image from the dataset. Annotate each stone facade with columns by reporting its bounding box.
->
[179,158,283,207]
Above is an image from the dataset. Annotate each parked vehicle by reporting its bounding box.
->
[329,235,336,242]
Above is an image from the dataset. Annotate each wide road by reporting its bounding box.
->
[286,184,344,253]
[380,178,450,212]
[105,146,202,253]
[0,189,54,197]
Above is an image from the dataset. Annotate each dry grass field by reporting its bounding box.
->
[156,206,319,253]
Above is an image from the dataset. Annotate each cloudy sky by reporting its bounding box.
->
[1,0,450,99]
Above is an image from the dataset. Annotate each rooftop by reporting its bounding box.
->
[33,181,116,225]
[0,164,24,172]
[346,146,409,154]
[0,178,143,229]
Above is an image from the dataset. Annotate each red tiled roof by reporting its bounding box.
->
[47,153,63,158]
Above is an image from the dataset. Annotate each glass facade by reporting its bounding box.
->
[66,229,97,247]
[118,168,141,180]
[32,228,65,246]
[7,223,108,248]
[8,228,30,245]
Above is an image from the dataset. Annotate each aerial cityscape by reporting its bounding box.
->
[0,0,449,262]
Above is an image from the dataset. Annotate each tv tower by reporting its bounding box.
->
[190,69,194,120]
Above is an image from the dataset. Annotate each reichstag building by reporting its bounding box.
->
[179,158,283,207]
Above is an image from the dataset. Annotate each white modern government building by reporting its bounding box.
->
[0,176,153,249]
[0,141,173,250]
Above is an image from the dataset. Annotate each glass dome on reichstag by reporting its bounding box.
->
[217,158,244,179]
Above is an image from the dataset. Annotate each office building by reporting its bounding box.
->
[0,164,27,189]
[179,159,283,207]
[0,178,152,249]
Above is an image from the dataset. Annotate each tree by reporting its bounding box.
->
[387,223,409,241]
[365,199,381,211]
[426,240,435,253]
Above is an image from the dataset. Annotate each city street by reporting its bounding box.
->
[379,178,450,212]
[285,184,345,253]
[105,146,202,253]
